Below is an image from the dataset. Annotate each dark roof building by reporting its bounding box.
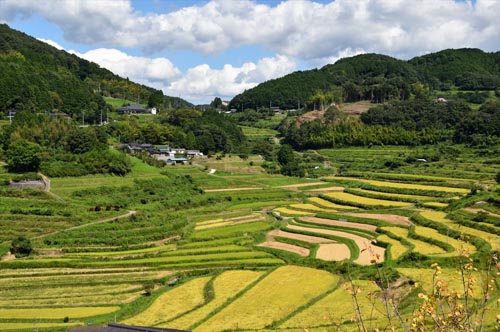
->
[117,104,148,114]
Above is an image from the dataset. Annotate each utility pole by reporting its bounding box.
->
[100,109,103,126]
[82,112,85,126]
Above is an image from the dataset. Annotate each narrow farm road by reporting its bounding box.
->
[32,210,137,239]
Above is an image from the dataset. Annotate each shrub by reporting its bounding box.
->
[10,236,33,258]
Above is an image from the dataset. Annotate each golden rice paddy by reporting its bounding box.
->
[194,266,338,331]
[323,192,411,207]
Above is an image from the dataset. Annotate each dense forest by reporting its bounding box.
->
[1,22,500,179]
[229,49,500,110]
[0,24,191,121]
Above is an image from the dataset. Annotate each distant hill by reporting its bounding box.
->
[229,48,500,110]
[0,24,191,122]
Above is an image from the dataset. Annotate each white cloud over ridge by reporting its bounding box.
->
[4,0,500,103]
[3,0,499,61]
[71,47,296,104]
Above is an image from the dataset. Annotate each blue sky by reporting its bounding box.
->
[0,0,497,104]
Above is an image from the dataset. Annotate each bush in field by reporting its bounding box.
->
[10,236,33,257]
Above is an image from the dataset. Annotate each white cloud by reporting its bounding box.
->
[37,38,64,50]
[165,54,297,104]
[3,0,500,62]
[70,46,296,104]
[4,0,500,103]
[72,48,182,87]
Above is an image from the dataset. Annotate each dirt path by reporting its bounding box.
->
[278,182,325,191]
[32,210,137,239]
[267,229,335,243]
[307,186,345,192]
[258,241,310,257]
[300,216,378,232]
[341,213,412,226]
[204,187,263,192]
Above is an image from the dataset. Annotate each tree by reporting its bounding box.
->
[10,236,33,257]
[496,172,500,184]
[6,140,42,172]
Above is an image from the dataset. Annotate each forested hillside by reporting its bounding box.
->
[229,48,500,110]
[0,24,190,122]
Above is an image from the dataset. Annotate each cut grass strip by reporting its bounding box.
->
[0,322,77,330]
[288,203,337,213]
[190,222,271,240]
[67,244,176,257]
[194,266,338,331]
[0,306,119,319]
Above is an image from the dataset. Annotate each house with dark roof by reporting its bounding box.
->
[117,104,149,114]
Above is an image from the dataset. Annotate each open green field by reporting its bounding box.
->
[0,143,498,332]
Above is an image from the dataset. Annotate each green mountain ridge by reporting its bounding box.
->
[0,24,191,122]
[229,48,500,109]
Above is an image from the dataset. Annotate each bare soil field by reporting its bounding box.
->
[300,216,377,232]
[463,208,500,219]
[266,229,334,244]
[258,241,310,257]
[316,243,351,261]
[342,213,412,226]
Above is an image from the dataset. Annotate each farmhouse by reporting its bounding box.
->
[117,104,148,114]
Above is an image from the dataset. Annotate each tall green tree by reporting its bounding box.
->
[6,139,42,172]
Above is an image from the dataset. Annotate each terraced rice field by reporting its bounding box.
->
[376,234,409,260]
[324,177,470,194]
[123,277,211,326]
[0,306,120,319]
[420,211,500,250]
[323,192,412,207]
[273,207,315,216]
[413,225,477,256]
[308,197,359,210]
[286,224,385,265]
[299,216,378,232]
[279,280,387,329]
[164,270,264,330]
[287,203,337,213]
[397,268,485,299]
[347,188,437,202]
[381,227,448,256]
[194,213,266,230]
[194,266,339,331]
